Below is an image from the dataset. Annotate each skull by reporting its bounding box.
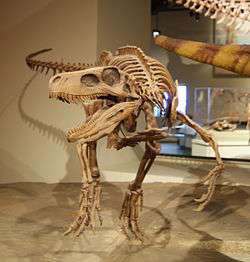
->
[49,66,138,104]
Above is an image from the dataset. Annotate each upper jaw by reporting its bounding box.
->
[48,91,124,105]
[48,85,140,105]
[49,91,106,104]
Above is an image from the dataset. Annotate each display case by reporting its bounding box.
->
[193,87,250,127]
[193,87,250,160]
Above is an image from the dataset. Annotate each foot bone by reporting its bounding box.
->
[119,189,144,241]
[64,181,102,237]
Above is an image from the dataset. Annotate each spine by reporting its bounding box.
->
[176,0,250,30]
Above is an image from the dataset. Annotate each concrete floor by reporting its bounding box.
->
[0,182,250,262]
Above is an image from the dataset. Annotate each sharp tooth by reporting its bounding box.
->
[65,95,71,104]
[68,94,73,102]
[61,95,66,102]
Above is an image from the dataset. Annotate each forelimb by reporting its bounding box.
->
[177,112,224,211]
[109,127,167,150]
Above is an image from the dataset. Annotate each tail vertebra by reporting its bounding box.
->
[155,35,250,77]
[26,48,94,75]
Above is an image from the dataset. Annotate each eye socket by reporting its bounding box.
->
[80,74,100,87]
[52,76,61,84]
[101,67,120,86]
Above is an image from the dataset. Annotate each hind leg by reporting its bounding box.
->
[120,141,159,240]
[64,102,103,237]
[177,112,224,211]
[64,141,102,236]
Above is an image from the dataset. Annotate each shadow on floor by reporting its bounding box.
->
[0,182,249,261]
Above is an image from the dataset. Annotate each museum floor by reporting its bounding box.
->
[1,182,250,262]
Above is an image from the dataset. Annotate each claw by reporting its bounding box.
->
[194,192,210,203]
[194,165,222,211]
[130,220,144,241]
[64,227,73,236]
[74,215,89,237]
[193,205,204,212]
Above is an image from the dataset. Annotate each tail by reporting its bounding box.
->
[25,48,95,75]
[155,35,250,77]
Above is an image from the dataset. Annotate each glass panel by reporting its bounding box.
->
[158,86,250,161]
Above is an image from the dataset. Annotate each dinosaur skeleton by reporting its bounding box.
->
[26,46,224,240]
[208,119,238,130]
[155,35,250,77]
[175,0,250,31]
[155,35,250,130]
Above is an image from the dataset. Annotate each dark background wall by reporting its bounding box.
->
[151,11,250,115]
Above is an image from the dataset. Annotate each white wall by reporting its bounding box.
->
[97,0,151,53]
[0,0,98,183]
[0,0,151,183]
